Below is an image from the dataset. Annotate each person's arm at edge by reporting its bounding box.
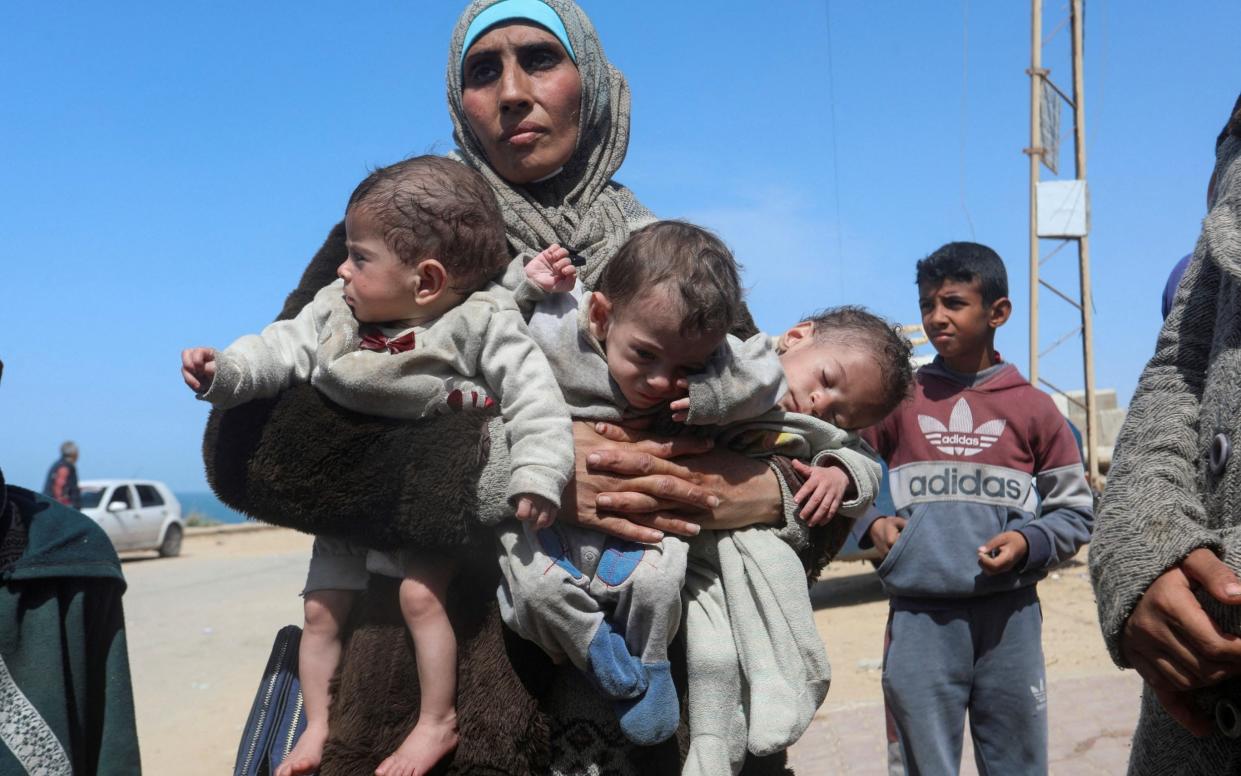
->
[1090,244,1224,668]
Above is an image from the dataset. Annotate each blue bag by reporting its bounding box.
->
[233,625,309,776]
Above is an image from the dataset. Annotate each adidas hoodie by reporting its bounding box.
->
[860,358,1094,599]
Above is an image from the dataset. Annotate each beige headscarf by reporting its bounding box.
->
[446,0,655,289]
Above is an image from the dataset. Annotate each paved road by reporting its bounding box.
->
[121,529,311,775]
[788,672,1143,775]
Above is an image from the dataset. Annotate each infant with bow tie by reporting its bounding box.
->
[181,156,573,776]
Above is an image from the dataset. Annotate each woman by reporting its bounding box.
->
[1090,93,1241,774]
[207,1,832,772]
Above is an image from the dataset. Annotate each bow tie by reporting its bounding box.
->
[359,330,416,354]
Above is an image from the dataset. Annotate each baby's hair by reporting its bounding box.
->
[915,242,1009,305]
[805,306,914,417]
[598,220,743,338]
[347,156,508,293]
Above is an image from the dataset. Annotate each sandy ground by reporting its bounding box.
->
[122,527,1120,775]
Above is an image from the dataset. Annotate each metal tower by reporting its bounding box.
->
[1026,0,1101,488]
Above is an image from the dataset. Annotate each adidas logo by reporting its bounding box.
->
[1030,677,1047,710]
[906,466,1024,501]
[918,398,1006,457]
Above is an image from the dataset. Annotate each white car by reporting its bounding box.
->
[78,479,185,557]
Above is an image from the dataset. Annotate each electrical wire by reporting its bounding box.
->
[824,0,845,264]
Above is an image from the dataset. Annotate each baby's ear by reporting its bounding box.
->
[414,259,449,299]
[781,321,816,352]
[587,292,613,340]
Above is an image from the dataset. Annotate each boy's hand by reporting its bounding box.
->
[515,493,557,530]
[868,516,907,559]
[791,460,852,526]
[525,244,576,293]
[978,530,1029,575]
[181,347,218,392]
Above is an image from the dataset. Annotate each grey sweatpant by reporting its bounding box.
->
[495,520,688,669]
[882,586,1047,776]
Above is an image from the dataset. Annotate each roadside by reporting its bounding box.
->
[121,529,1136,774]
[788,548,1140,774]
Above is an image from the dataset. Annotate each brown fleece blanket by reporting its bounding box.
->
[204,222,831,775]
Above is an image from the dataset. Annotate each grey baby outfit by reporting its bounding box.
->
[498,274,879,757]
[199,278,575,590]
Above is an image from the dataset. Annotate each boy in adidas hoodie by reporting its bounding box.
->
[859,242,1094,776]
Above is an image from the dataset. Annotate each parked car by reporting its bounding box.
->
[78,479,184,557]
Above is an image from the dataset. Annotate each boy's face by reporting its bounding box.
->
[588,286,722,411]
[338,206,423,324]
[918,278,1010,365]
[778,324,889,430]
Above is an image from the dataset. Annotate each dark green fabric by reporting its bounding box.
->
[0,483,141,775]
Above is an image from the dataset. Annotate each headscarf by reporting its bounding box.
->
[447,0,655,289]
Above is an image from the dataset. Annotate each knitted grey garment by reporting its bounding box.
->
[1090,96,1241,775]
[446,0,656,290]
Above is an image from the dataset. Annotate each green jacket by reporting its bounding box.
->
[0,473,141,775]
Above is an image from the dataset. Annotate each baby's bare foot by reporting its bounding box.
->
[276,722,328,776]
[373,713,459,776]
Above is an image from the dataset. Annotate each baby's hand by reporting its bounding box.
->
[791,459,853,526]
[515,493,557,530]
[525,244,576,293]
[977,530,1029,575]
[181,347,218,393]
[668,379,692,422]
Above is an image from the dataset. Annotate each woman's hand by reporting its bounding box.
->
[560,421,720,543]
[1121,548,1241,736]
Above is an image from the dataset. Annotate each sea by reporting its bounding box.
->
[176,491,250,524]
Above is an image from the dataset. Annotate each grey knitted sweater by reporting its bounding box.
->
[1090,125,1241,773]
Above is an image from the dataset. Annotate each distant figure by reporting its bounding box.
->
[0,360,142,773]
[42,440,81,509]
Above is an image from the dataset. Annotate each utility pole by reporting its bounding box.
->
[1026,0,1101,489]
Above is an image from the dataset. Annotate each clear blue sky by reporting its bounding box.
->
[2,1,1237,492]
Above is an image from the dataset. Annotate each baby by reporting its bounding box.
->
[497,221,910,748]
[181,156,573,776]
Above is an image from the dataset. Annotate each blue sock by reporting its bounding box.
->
[615,662,679,745]
[585,620,647,700]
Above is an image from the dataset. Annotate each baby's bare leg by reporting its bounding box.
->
[374,556,459,776]
[277,589,355,776]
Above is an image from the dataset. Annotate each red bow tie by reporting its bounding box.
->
[359,330,416,354]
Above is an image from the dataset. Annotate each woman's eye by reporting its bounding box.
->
[524,47,560,70]
[466,60,499,86]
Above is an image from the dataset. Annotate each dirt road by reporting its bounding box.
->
[122,527,1135,774]
[122,526,313,775]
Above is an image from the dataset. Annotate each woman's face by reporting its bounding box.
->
[461,22,582,184]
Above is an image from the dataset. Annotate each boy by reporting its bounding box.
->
[181,156,574,776]
[859,241,1094,776]
[499,222,908,752]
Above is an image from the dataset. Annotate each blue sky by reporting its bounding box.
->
[1,1,1237,492]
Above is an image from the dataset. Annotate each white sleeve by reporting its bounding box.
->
[197,291,327,408]
[478,307,576,506]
